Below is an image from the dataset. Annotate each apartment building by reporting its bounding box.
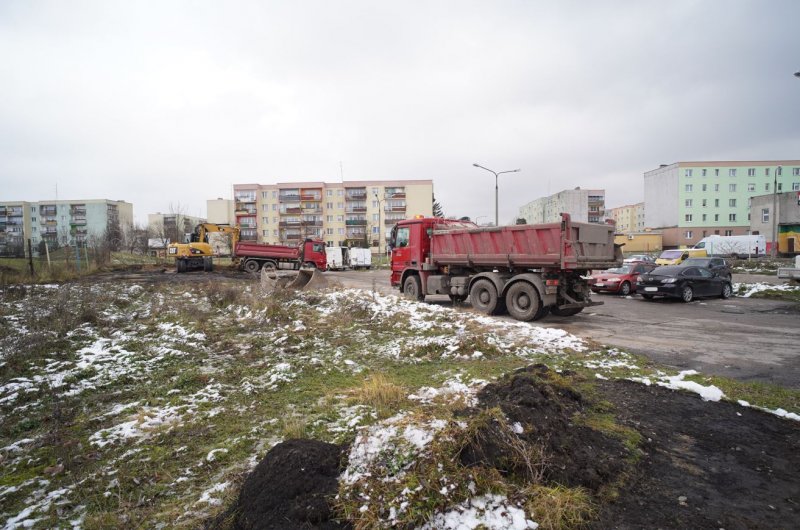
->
[147,212,207,243]
[0,199,133,255]
[644,161,800,248]
[608,203,645,234]
[517,188,606,225]
[232,180,433,249]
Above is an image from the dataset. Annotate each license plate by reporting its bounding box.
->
[644,287,658,292]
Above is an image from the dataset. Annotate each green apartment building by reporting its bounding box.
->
[644,161,800,248]
[0,199,133,256]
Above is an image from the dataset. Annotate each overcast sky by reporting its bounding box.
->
[1,0,799,224]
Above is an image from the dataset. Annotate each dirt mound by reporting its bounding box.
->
[231,439,349,530]
[468,364,630,491]
[591,379,800,529]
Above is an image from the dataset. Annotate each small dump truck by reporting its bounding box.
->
[236,239,328,273]
[389,214,622,321]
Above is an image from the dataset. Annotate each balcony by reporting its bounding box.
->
[385,205,407,212]
[39,207,57,216]
[346,219,367,226]
[70,217,87,226]
[283,233,302,240]
[385,219,403,225]
[384,191,406,199]
[345,190,367,200]
[300,192,322,201]
[280,207,302,215]
[70,207,86,216]
[346,206,367,213]
[301,207,323,214]
[302,220,323,227]
[279,193,301,203]
[279,221,302,227]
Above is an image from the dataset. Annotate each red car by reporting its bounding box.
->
[590,262,657,296]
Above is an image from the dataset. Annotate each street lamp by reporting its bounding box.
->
[374,192,385,259]
[772,165,781,257]
[472,164,520,226]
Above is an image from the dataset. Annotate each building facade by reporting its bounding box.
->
[0,199,133,255]
[517,188,605,225]
[644,160,800,248]
[231,180,434,249]
[147,212,207,243]
[750,191,800,254]
[207,199,235,225]
[608,203,645,234]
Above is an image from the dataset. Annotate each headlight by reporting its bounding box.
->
[661,278,677,284]
[606,278,620,283]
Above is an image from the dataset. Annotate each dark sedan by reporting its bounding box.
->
[681,257,732,281]
[637,265,733,302]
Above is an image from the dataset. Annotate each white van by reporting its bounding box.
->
[325,247,347,270]
[694,235,766,258]
[347,248,372,269]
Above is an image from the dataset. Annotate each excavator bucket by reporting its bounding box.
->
[287,268,329,291]
[260,267,328,292]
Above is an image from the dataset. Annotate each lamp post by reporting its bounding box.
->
[472,164,520,226]
[374,192,385,261]
[772,166,781,257]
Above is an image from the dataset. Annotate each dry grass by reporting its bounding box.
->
[524,484,596,530]
[350,373,408,418]
[280,416,308,439]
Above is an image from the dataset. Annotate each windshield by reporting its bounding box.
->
[659,250,683,259]
[683,258,710,266]
[606,265,634,274]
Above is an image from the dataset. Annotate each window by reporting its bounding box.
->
[262,230,268,236]
[748,168,755,176]
[337,202,344,209]
[701,199,707,207]
[793,168,800,176]
[729,184,736,192]
[372,200,378,208]
[261,204,268,212]
[685,184,693,192]
[747,183,755,192]
[765,183,770,191]
[729,169,737,177]
[372,227,379,234]
[685,214,693,222]
[777,167,782,176]
[714,184,720,192]
[273,217,278,224]
[715,169,720,176]
[714,199,720,207]
[327,190,333,197]
[685,199,693,207]
[793,182,800,191]
[326,202,333,209]
[714,214,719,221]
[271,204,276,211]
[777,182,783,191]
[262,216,268,224]
[327,228,333,235]
[372,213,379,221]
[702,169,707,176]
[684,231,693,239]
[702,214,707,221]
[685,169,693,177]
[729,199,736,207]
[273,229,278,236]
[372,187,379,195]
[765,168,770,176]
[729,214,737,222]
[724,230,733,236]
[702,184,707,191]
[337,215,344,222]
[762,209,770,222]
[261,191,268,199]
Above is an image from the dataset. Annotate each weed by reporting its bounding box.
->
[524,484,596,530]
[350,373,408,419]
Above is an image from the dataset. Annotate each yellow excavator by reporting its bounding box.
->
[167,223,240,273]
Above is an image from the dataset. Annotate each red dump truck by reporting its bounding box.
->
[389,214,622,321]
[235,239,328,273]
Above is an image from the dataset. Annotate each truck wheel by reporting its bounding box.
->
[505,282,542,322]
[244,260,260,273]
[550,306,584,317]
[303,261,317,270]
[263,261,277,272]
[403,275,424,301]
[470,279,504,315]
[203,257,213,272]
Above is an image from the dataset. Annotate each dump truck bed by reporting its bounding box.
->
[430,217,620,270]
[235,242,300,260]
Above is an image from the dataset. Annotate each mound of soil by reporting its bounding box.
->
[231,439,349,530]
[467,364,630,491]
[591,379,800,529]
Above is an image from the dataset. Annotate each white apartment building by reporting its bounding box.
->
[517,188,605,224]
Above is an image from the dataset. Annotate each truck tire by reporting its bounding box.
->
[303,261,317,270]
[470,279,505,315]
[505,282,542,322]
[550,306,584,317]
[203,257,213,272]
[244,260,260,273]
[403,275,424,301]
[262,261,277,272]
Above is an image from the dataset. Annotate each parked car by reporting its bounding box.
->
[637,265,733,302]
[623,254,656,264]
[680,257,732,281]
[590,262,657,296]
[654,248,708,266]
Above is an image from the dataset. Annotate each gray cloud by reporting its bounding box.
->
[1,0,798,223]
